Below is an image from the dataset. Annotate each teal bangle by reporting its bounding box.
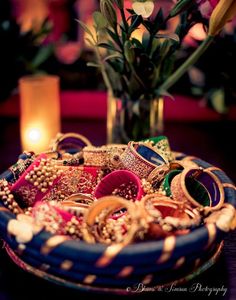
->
[162,170,182,196]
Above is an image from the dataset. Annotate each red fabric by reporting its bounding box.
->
[1,91,235,121]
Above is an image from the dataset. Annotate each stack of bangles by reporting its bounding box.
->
[0,133,235,248]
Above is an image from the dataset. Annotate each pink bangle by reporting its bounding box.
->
[94,170,144,201]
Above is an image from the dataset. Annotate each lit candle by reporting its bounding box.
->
[19,75,61,153]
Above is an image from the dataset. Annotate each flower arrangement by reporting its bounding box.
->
[77,0,236,142]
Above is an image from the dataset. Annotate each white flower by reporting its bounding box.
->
[7,214,43,244]
[132,1,154,18]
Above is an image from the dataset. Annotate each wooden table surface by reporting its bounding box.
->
[0,117,235,300]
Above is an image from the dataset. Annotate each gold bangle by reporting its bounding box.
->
[170,168,224,211]
[50,132,92,152]
[140,193,201,233]
[58,193,96,216]
[170,159,198,171]
[82,196,145,245]
[65,193,95,205]
[83,144,126,169]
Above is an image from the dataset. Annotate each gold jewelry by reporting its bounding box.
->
[83,144,126,169]
[82,196,146,245]
[59,193,96,216]
[170,168,224,211]
[120,141,169,179]
[50,132,92,152]
[0,179,23,214]
[25,157,61,193]
[140,193,202,232]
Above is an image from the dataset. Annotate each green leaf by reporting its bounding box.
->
[31,44,53,68]
[155,88,175,100]
[210,89,228,114]
[152,8,164,34]
[100,0,117,28]
[124,40,135,63]
[128,15,142,35]
[169,0,195,18]
[150,38,161,57]
[93,11,107,29]
[126,9,135,15]
[108,59,124,73]
[85,38,95,47]
[121,28,127,43]
[114,0,124,9]
[142,32,150,50]
[159,39,171,57]
[131,37,144,49]
[106,28,122,47]
[103,54,122,62]
[97,42,121,52]
[76,19,95,39]
[162,56,175,80]
[142,20,152,32]
[155,33,180,43]
[87,62,101,68]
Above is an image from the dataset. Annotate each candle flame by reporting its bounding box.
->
[27,128,42,143]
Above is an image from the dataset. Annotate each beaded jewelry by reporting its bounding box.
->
[0,179,23,214]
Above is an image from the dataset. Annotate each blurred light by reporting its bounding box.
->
[19,75,61,153]
[27,128,42,143]
[188,23,207,41]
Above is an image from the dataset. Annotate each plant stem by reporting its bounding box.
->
[120,8,129,33]
[114,26,124,50]
[147,33,155,55]
[158,35,214,92]
[95,46,113,92]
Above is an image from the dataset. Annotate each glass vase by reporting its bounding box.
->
[107,92,164,144]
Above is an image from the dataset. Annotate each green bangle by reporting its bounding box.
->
[143,135,168,145]
[143,136,173,162]
[162,170,182,196]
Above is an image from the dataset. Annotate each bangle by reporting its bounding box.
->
[140,193,202,234]
[170,168,225,210]
[161,170,182,197]
[94,170,144,201]
[11,154,62,208]
[32,201,71,235]
[43,166,103,202]
[120,141,169,179]
[83,144,126,169]
[50,132,92,154]
[83,146,108,167]
[1,153,35,183]
[143,136,174,162]
[82,196,145,245]
[170,159,198,171]
[32,200,84,239]
[59,193,95,217]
